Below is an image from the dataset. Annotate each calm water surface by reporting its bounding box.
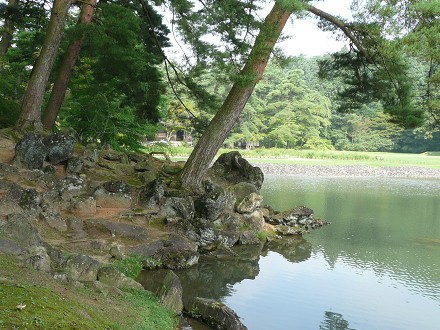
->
[174,176,440,329]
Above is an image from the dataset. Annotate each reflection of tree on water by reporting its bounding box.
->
[172,238,313,308]
[174,245,263,306]
[319,311,355,330]
[263,237,312,263]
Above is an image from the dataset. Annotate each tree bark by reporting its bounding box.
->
[42,0,96,130]
[179,1,293,191]
[16,0,73,131]
[0,0,19,57]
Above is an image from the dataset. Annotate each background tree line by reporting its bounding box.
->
[0,0,439,155]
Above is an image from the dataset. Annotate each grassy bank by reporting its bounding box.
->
[0,255,177,330]
[153,146,440,169]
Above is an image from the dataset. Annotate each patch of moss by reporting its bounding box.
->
[0,255,178,330]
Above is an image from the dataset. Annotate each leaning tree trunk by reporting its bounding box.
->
[179,1,294,191]
[0,0,19,57]
[16,0,72,131]
[42,0,97,130]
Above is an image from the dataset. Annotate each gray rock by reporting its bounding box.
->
[195,188,235,221]
[0,184,41,216]
[63,254,100,282]
[229,182,258,206]
[236,193,262,214]
[94,181,132,209]
[43,131,76,165]
[71,196,96,216]
[144,247,199,270]
[130,234,198,257]
[84,219,148,241]
[140,269,183,314]
[159,196,195,220]
[14,132,47,170]
[138,179,164,209]
[25,246,51,272]
[109,245,125,260]
[0,237,25,254]
[44,176,87,209]
[103,180,132,194]
[268,206,314,227]
[66,217,88,239]
[39,210,67,232]
[97,266,143,290]
[209,151,264,190]
[66,156,83,174]
[1,213,43,248]
[43,164,56,175]
[162,162,183,175]
[187,297,248,330]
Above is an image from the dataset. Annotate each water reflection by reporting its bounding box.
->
[262,237,312,263]
[174,245,263,307]
[319,311,354,330]
[141,176,440,329]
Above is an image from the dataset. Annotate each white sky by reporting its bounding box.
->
[279,0,354,56]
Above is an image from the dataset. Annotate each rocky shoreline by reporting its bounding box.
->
[0,131,329,330]
[254,163,440,178]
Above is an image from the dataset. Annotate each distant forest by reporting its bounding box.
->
[1,0,439,153]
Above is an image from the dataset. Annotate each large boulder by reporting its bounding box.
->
[0,183,41,216]
[14,132,47,170]
[39,210,68,232]
[159,196,195,220]
[97,266,143,290]
[43,176,87,211]
[25,246,51,272]
[63,254,100,282]
[138,269,183,314]
[43,131,76,165]
[94,180,132,209]
[144,247,199,270]
[209,151,264,190]
[0,213,43,248]
[235,193,262,214]
[84,219,148,241]
[187,297,248,330]
[130,234,199,270]
[138,179,165,209]
[195,188,235,221]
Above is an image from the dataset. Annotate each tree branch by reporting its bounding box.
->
[305,4,369,60]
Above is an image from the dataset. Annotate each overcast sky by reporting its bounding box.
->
[278,0,354,56]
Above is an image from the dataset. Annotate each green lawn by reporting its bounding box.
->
[167,147,440,169]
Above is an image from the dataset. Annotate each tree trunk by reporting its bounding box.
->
[16,0,72,131]
[179,1,293,191]
[0,0,18,57]
[42,0,96,130]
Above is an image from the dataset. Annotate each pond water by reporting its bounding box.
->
[155,176,440,329]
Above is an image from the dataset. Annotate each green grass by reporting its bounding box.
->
[0,254,178,330]
[0,283,120,330]
[112,255,145,279]
[167,147,440,169]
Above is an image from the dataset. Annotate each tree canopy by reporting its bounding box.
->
[1,0,439,187]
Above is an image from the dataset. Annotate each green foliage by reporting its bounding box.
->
[55,1,170,149]
[112,255,145,279]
